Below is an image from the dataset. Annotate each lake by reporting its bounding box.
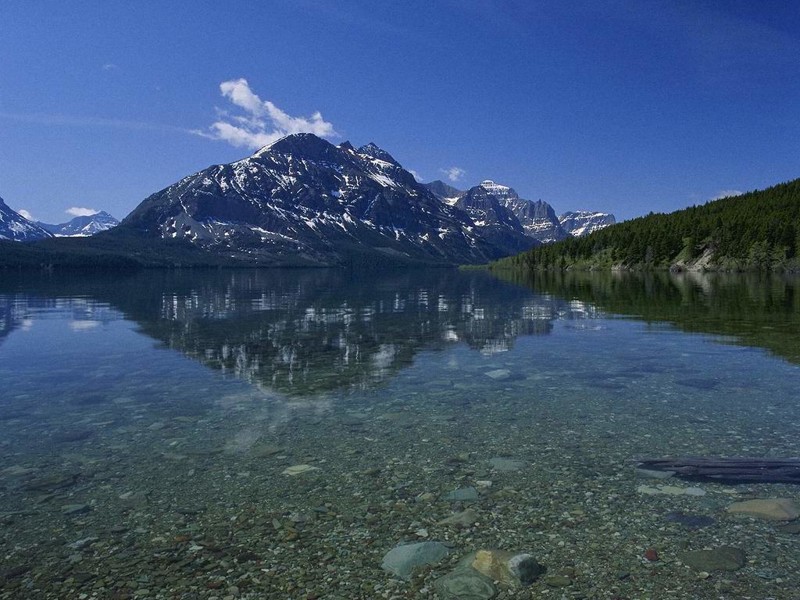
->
[1,268,800,599]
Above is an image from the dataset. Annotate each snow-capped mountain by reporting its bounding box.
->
[0,197,53,241]
[39,211,119,237]
[558,211,616,237]
[451,183,537,255]
[428,180,568,244]
[122,133,506,266]
[427,179,615,245]
[485,181,570,244]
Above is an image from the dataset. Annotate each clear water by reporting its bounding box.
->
[1,269,800,599]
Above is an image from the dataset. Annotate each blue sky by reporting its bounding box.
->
[1,1,798,224]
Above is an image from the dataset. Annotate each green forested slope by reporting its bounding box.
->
[492,178,800,272]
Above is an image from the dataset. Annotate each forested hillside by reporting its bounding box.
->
[492,178,800,272]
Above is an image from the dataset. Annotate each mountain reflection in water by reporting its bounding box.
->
[0,269,596,397]
[2,268,798,398]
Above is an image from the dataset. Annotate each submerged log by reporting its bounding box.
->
[635,457,800,484]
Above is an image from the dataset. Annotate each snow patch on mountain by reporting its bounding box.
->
[0,197,53,241]
[39,211,119,237]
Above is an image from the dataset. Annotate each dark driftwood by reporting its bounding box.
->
[636,457,800,484]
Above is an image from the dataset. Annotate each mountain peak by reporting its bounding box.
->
[423,180,464,203]
[357,142,399,166]
[477,179,519,200]
[253,132,334,158]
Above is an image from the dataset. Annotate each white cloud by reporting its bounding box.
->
[440,167,466,182]
[102,63,118,71]
[17,209,35,221]
[408,169,423,182]
[67,207,99,217]
[711,189,743,200]
[197,78,338,150]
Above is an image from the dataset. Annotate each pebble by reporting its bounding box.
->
[61,503,91,516]
[281,464,320,476]
[544,574,571,587]
[636,484,705,496]
[437,508,478,528]
[68,536,99,550]
[727,498,800,521]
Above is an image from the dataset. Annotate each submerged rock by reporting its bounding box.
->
[281,464,320,476]
[443,486,479,502]
[381,541,450,580]
[471,549,545,587]
[727,498,800,521]
[664,512,716,529]
[637,484,705,496]
[489,457,525,472]
[434,568,497,599]
[635,467,675,480]
[681,547,746,571]
[437,508,478,528]
[485,369,511,380]
[61,503,90,516]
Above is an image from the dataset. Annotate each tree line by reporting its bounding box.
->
[491,178,800,272]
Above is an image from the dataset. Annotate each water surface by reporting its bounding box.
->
[1,269,799,598]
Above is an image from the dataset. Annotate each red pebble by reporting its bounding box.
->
[644,547,659,561]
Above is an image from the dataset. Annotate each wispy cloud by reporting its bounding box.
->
[17,209,35,221]
[67,207,99,217]
[102,63,118,71]
[408,169,423,182]
[440,167,465,182]
[195,78,338,150]
[711,189,743,200]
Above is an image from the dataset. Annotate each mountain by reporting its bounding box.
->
[558,211,615,237]
[423,180,463,204]
[122,134,508,266]
[0,197,52,242]
[492,178,800,272]
[428,179,612,245]
[452,183,537,255]
[471,180,570,244]
[39,211,119,237]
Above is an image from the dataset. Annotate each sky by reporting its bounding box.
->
[1,0,798,224]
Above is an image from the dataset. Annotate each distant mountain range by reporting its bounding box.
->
[425,179,615,245]
[1,133,613,267]
[1,198,118,242]
[38,212,119,237]
[0,196,52,241]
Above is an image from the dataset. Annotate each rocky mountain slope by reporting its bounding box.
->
[558,211,616,237]
[122,134,509,266]
[425,180,614,245]
[39,211,119,237]
[0,197,52,241]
